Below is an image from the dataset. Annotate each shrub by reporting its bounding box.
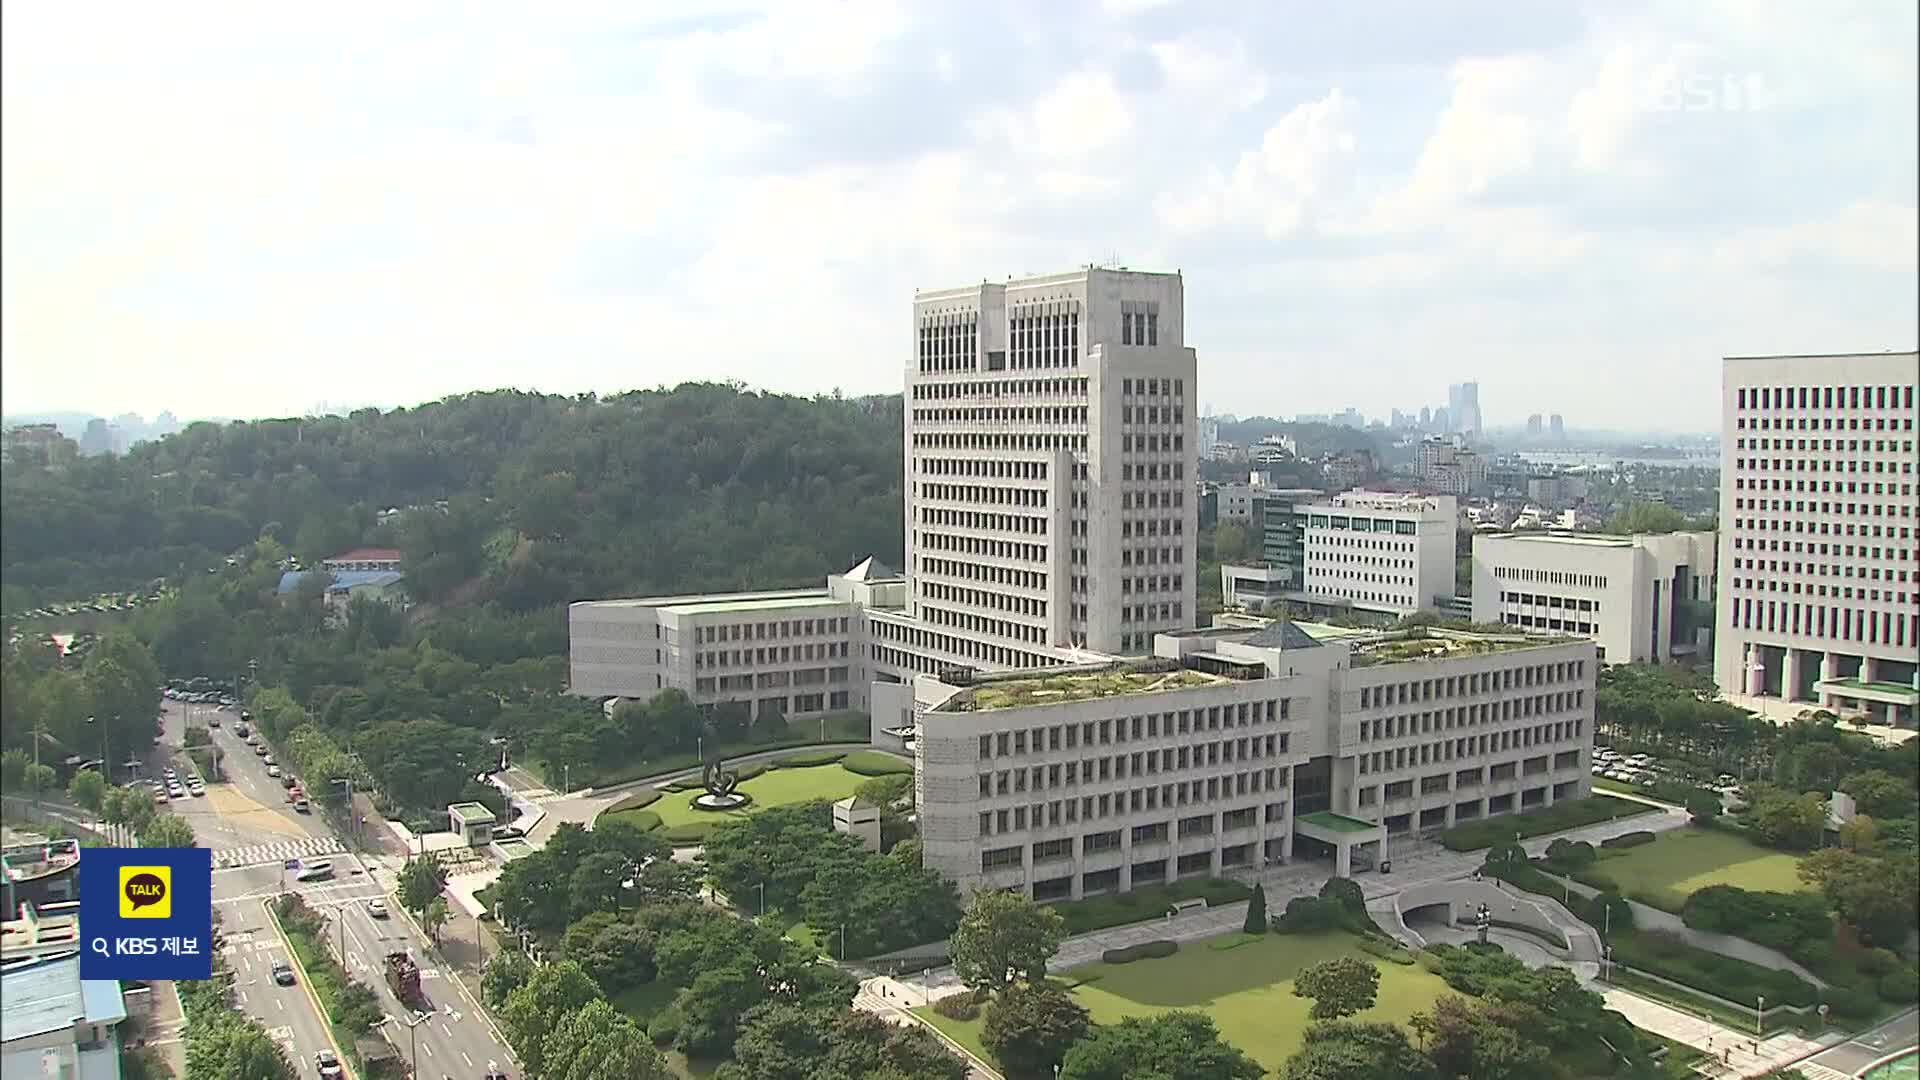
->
[1543,838,1597,870]
[660,822,717,844]
[1856,948,1902,977]
[646,1003,683,1046]
[604,788,661,814]
[1878,969,1919,1004]
[842,751,913,776]
[1681,886,1833,964]
[1818,985,1879,1021]
[1102,940,1178,964]
[1355,936,1415,965]
[1438,796,1654,851]
[609,810,663,832]
[1053,879,1250,935]
[659,778,700,793]
[1415,951,1446,975]
[932,993,982,1020]
[1611,931,1818,1007]
[1601,830,1656,850]
[775,750,846,767]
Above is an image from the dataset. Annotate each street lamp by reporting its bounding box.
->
[756,882,766,918]
[88,715,110,784]
[1755,995,1764,1037]
[391,1012,429,1079]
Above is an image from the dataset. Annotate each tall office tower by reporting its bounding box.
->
[906,268,1199,657]
[1549,414,1565,439]
[1526,414,1544,436]
[1713,351,1919,726]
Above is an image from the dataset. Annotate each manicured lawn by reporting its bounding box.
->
[1585,827,1814,909]
[598,763,871,831]
[916,931,1450,1074]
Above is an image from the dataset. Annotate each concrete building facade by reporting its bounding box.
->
[913,620,1595,897]
[906,268,1198,657]
[1471,531,1717,664]
[1713,351,1920,724]
[1299,491,1458,616]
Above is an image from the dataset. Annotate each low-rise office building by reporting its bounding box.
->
[1471,530,1717,663]
[1299,491,1458,616]
[914,619,1595,898]
[1,954,127,1080]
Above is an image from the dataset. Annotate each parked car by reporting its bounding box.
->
[314,1051,345,1079]
[267,765,281,778]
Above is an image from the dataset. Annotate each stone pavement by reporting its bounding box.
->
[1601,991,1838,1079]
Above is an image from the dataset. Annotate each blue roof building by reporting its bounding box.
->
[1,954,128,1079]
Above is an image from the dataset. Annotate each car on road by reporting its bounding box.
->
[314,1050,345,1079]
[294,861,334,882]
[254,744,268,757]
[207,714,220,728]
[271,960,296,985]
[366,898,388,918]
[484,1063,510,1080]
[267,764,281,778]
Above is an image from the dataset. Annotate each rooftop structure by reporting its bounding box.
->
[2,839,80,916]
[0,954,126,1077]
[934,662,1225,712]
[0,902,82,966]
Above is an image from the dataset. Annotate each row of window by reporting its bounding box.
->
[1304,514,1424,535]
[694,646,850,670]
[920,603,1048,644]
[1491,566,1612,589]
[1117,303,1160,347]
[919,558,1047,593]
[1355,660,1588,710]
[868,618,1067,671]
[918,482,1050,508]
[978,769,1284,839]
[922,581,1047,619]
[1506,614,1598,635]
[1735,384,1915,411]
[918,507,1051,534]
[1733,436,1915,454]
[1500,592,1601,611]
[1120,376,1183,397]
[978,735,1291,800]
[1729,600,1915,647]
[1735,415,1914,433]
[1729,577,1909,607]
[912,376,1088,401]
[912,405,1090,425]
[1360,720,1584,773]
[917,530,1047,564]
[696,617,848,643]
[978,698,1290,760]
[1359,692,1586,742]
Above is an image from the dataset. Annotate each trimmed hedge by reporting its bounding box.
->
[843,750,914,776]
[1102,940,1178,964]
[611,810,663,833]
[660,822,719,844]
[1681,885,1833,966]
[1819,985,1880,1022]
[774,750,847,767]
[1600,830,1656,850]
[1052,878,1251,936]
[605,788,661,814]
[1356,936,1416,965]
[659,778,700,793]
[1879,969,1919,1004]
[932,993,981,1020]
[1438,796,1655,851]
[1610,931,1819,1007]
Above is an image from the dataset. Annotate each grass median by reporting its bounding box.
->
[267,895,379,1075]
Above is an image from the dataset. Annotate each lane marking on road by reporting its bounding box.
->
[462,1052,473,1068]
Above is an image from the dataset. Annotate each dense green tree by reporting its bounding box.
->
[1293,956,1381,1020]
[397,855,448,914]
[1838,769,1916,820]
[1416,995,1552,1080]
[141,813,196,847]
[67,768,107,811]
[1060,1012,1264,1080]
[562,912,659,993]
[502,959,602,1076]
[981,980,1092,1080]
[950,889,1066,993]
[1283,1021,1439,1080]
[183,1014,297,1080]
[1243,883,1268,934]
[540,999,669,1080]
[481,949,536,1007]
[1798,847,1920,947]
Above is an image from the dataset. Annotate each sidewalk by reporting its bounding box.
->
[1601,990,1839,1079]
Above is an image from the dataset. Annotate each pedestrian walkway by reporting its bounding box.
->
[212,835,344,870]
[1601,990,1837,1078]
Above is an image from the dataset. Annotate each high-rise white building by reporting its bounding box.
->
[1713,351,1919,725]
[907,268,1198,657]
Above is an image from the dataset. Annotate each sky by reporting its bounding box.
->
[4,1,1915,432]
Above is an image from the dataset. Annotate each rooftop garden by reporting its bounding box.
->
[948,665,1223,711]
[1350,629,1544,667]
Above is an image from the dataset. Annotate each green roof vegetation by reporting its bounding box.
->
[946,666,1225,711]
[1349,631,1545,667]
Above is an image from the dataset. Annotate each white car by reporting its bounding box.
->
[267,765,281,778]
[366,898,388,919]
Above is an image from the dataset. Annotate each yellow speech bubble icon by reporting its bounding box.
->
[119,866,172,919]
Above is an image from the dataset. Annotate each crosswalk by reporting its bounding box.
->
[213,835,345,870]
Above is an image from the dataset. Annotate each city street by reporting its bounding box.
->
[192,702,515,1076]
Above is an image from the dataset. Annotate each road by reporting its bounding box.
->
[1798,1008,1918,1078]
[192,701,515,1077]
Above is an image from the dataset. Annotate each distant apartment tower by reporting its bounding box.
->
[907,268,1199,656]
[1414,437,1486,496]
[1472,531,1718,664]
[1526,414,1543,436]
[1298,491,1458,616]
[1713,351,1919,725]
[1549,414,1565,439]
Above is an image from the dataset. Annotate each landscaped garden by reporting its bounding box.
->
[1439,794,1657,850]
[916,930,1450,1073]
[1573,825,1814,911]
[596,750,911,843]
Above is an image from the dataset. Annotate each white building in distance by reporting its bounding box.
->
[1470,531,1717,664]
[1713,351,1919,725]
[914,619,1595,897]
[1297,491,1458,617]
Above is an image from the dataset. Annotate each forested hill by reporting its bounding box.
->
[2,384,904,611]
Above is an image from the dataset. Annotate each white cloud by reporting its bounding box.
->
[1713,200,1920,273]
[1156,89,1357,237]
[977,71,1135,159]
[1150,34,1270,113]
